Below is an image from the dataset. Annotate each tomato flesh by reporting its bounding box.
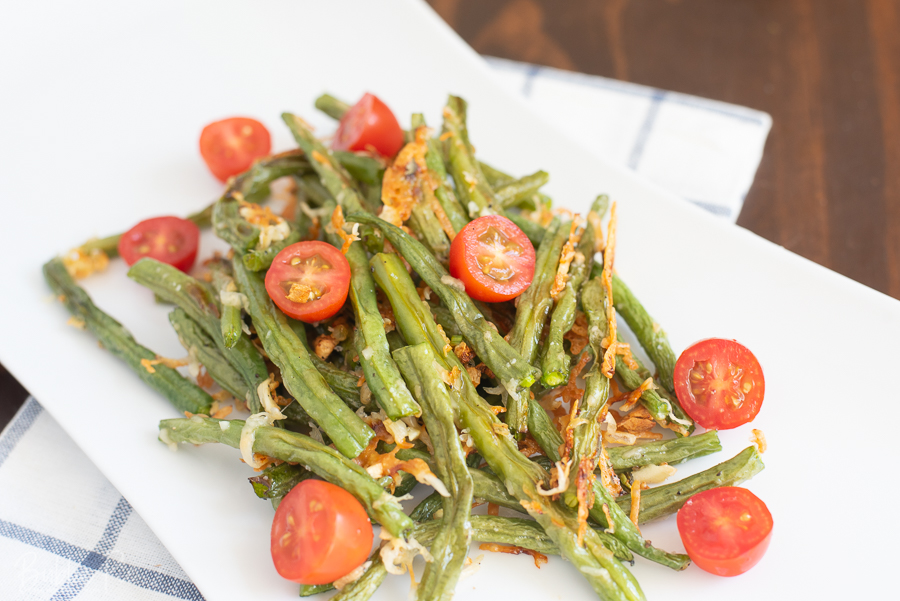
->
[117,216,200,272]
[673,338,764,430]
[271,480,373,584]
[449,215,535,302]
[265,241,350,323]
[333,93,404,158]
[199,117,271,182]
[677,486,773,577]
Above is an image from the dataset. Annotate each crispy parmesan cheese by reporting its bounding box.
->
[632,464,677,484]
[63,247,110,279]
[313,334,337,359]
[519,499,544,515]
[599,203,619,378]
[140,358,157,374]
[209,401,233,420]
[465,366,482,387]
[329,205,361,254]
[240,413,274,469]
[158,427,177,452]
[597,443,624,497]
[460,554,485,580]
[536,459,572,496]
[479,543,549,568]
[453,341,475,364]
[239,201,291,250]
[564,311,590,355]
[257,377,286,421]
[286,281,324,304]
[440,274,466,293]
[601,503,615,534]
[379,530,433,576]
[629,480,648,528]
[333,561,372,590]
[619,377,657,413]
[220,290,248,310]
[66,316,86,330]
[550,217,585,300]
[380,126,434,228]
[751,428,767,453]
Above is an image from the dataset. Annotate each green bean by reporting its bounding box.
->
[354,221,537,390]
[167,307,249,402]
[394,344,473,601]
[332,150,386,187]
[612,274,677,394]
[408,201,451,256]
[314,93,351,120]
[330,553,388,601]
[295,172,333,207]
[410,491,444,522]
[606,430,721,471]
[43,258,213,415]
[372,254,645,601]
[494,170,549,210]
[158,416,411,538]
[478,161,517,188]
[411,113,470,235]
[127,258,268,413]
[615,446,764,524]
[231,259,373,458]
[207,259,243,350]
[526,397,690,571]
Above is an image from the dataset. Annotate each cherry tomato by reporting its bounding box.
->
[271,480,373,584]
[677,486,773,577]
[448,215,536,303]
[117,216,200,272]
[265,241,351,323]
[333,93,404,157]
[673,338,764,430]
[199,117,271,182]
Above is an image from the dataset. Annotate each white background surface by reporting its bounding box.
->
[1,1,898,600]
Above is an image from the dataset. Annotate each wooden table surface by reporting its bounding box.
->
[1,0,898,430]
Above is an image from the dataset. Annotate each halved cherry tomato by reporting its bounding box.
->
[117,216,200,272]
[677,486,773,577]
[448,215,536,303]
[199,117,271,182]
[271,479,373,584]
[673,338,764,430]
[265,241,350,323]
[333,93,404,158]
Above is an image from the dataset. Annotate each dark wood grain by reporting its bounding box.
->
[3,1,899,430]
[429,0,900,297]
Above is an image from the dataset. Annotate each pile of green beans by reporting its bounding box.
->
[40,92,768,601]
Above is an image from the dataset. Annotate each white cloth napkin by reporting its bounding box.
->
[0,60,771,600]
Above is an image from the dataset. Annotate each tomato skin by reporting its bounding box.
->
[673,338,764,430]
[199,117,271,182]
[448,215,536,303]
[117,216,200,272]
[271,480,373,584]
[265,241,351,323]
[333,93,404,157]
[677,487,773,577]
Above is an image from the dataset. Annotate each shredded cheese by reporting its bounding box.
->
[630,481,648,528]
[62,247,110,279]
[440,274,466,292]
[329,205,361,254]
[220,290,248,310]
[239,413,274,469]
[631,464,677,484]
[334,561,372,590]
[536,459,572,496]
[751,428,767,453]
[379,530,433,576]
[257,377,286,421]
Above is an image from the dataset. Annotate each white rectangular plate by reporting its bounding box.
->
[1,1,898,599]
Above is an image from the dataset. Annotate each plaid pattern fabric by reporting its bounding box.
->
[0,59,770,600]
